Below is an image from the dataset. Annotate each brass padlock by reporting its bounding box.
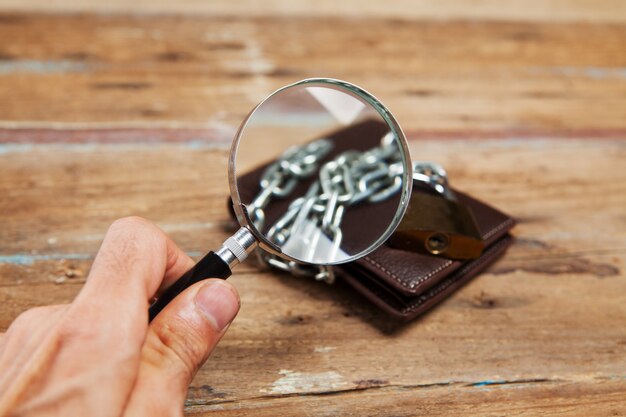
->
[389,162,485,260]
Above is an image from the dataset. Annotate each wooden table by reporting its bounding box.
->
[1,2,625,415]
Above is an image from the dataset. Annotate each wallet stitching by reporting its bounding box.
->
[363,218,512,291]
[401,237,510,313]
[482,218,515,241]
[363,256,453,290]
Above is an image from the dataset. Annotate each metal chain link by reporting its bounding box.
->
[248,138,333,232]
[411,161,455,200]
[252,132,403,284]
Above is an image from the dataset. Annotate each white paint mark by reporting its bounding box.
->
[220,32,274,76]
[528,66,626,80]
[0,60,87,75]
[314,346,336,353]
[47,237,58,245]
[241,40,275,75]
[265,370,348,395]
[203,30,238,43]
[214,25,273,104]
[103,27,146,39]
[148,29,164,40]
[159,222,223,233]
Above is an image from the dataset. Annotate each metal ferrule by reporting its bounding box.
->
[215,227,259,269]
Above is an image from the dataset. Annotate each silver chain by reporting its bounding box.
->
[251,132,403,284]
[412,161,455,200]
[248,138,333,232]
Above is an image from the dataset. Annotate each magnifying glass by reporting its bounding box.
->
[149,78,412,321]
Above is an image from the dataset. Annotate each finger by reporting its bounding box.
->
[68,217,195,340]
[82,216,195,304]
[0,305,67,412]
[0,305,67,363]
[124,279,240,416]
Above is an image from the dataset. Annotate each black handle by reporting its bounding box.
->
[148,251,232,322]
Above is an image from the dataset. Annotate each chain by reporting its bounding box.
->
[411,161,454,200]
[253,132,403,284]
[248,138,333,232]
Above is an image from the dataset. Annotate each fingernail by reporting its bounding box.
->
[195,281,240,331]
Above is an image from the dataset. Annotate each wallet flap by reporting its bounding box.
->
[338,188,515,297]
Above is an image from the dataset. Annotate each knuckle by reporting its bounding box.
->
[4,305,67,344]
[12,307,46,326]
[108,217,145,241]
[106,216,166,253]
[54,312,100,343]
[10,305,64,330]
[109,216,149,231]
[100,217,167,270]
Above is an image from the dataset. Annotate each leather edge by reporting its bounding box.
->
[341,234,514,321]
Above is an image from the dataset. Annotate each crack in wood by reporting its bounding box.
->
[183,377,567,408]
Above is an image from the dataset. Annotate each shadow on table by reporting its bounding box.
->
[220,221,426,336]
[270,268,427,336]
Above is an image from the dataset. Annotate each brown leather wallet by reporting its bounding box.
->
[335,187,514,321]
[230,120,515,321]
[229,185,514,322]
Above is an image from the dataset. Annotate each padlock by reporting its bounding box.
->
[388,162,485,260]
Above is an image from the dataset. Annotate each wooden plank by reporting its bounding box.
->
[0,13,624,133]
[0,0,625,24]
[1,134,624,415]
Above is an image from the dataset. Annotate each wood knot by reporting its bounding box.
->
[280,312,313,325]
[473,291,497,309]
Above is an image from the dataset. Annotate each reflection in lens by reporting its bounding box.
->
[233,81,409,265]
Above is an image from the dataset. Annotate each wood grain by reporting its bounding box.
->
[0,4,625,416]
[0,14,624,134]
[1,134,625,416]
[0,0,625,23]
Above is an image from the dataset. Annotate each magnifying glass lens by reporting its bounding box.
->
[233,81,410,265]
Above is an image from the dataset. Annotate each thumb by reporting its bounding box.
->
[124,280,240,417]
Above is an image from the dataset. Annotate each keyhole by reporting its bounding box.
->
[426,232,449,254]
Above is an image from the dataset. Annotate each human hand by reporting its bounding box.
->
[0,217,240,417]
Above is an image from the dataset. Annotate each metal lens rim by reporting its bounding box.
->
[228,78,413,266]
